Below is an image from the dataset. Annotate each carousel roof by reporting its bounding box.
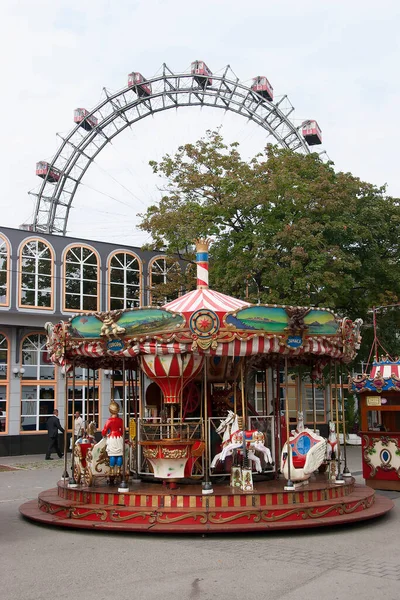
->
[164,287,249,315]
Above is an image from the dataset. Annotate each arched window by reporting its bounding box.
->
[0,235,9,306]
[19,239,53,308]
[20,333,55,432]
[108,251,141,310]
[149,256,181,305]
[0,333,9,433]
[64,245,99,312]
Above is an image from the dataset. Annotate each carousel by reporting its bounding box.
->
[20,241,394,533]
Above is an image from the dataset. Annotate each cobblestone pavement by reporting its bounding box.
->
[1,446,400,600]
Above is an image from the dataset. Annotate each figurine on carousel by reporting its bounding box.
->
[102,400,124,478]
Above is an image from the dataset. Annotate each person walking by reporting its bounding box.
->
[45,409,64,460]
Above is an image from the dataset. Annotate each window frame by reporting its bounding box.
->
[18,237,54,310]
[62,243,100,313]
[0,234,10,308]
[107,250,142,311]
[148,255,181,305]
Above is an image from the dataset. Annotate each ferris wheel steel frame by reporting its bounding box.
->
[32,64,324,235]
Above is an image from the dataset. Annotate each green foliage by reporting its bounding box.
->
[139,130,400,359]
[345,394,359,434]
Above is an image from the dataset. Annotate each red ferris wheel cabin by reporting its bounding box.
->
[128,72,152,97]
[35,161,60,183]
[74,108,98,131]
[302,120,322,145]
[191,60,212,87]
[251,76,274,101]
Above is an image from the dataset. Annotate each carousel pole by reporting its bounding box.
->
[92,366,96,426]
[118,358,129,492]
[179,354,184,425]
[284,357,295,491]
[328,360,335,482]
[233,380,237,414]
[312,364,317,433]
[62,349,69,481]
[130,366,141,483]
[68,360,78,488]
[263,367,267,416]
[86,367,91,427]
[334,361,344,484]
[202,356,213,495]
[240,362,246,425]
[274,359,281,476]
[298,366,303,415]
[341,364,351,477]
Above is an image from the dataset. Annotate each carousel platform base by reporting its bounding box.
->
[19,475,394,534]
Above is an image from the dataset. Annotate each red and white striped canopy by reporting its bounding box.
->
[164,287,249,316]
[70,337,342,359]
[370,361,400,379]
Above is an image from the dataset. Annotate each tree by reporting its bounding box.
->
[139,130,400,360]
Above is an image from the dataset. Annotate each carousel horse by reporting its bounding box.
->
[210,411,236,470]
[281,411,327,486]
[217,411,273,471]
[210,411,264,472]
[326,420,338,460]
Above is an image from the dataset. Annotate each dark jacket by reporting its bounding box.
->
[47,415,64,438]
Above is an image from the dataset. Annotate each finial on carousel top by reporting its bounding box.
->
[195,238,211,289]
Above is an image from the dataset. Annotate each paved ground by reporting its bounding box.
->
[1,446,399,600]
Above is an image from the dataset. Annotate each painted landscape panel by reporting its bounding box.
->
[225,306,338,335]
[69,309,185,339]
[304,309,338,335]
[225,306,288,333]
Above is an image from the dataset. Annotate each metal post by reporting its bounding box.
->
[341,365,351,477]
[86,367,91,431]
[298,366,303,413]
[202,356,213,495]
[92,366,96,425]
[284,357,295,491]
[334,362,344,484]
[274,360,281,476]
[118,358,129,492]
[62,360,69,481]
[240,362,246,424]
[132,366,140,482]
[68,361,78,487]
[312,365,317,433]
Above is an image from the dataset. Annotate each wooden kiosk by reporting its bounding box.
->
[352,359,400,490]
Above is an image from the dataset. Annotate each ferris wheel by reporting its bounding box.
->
[30,61,326,236]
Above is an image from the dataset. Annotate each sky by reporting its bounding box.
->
[1,0,400,246]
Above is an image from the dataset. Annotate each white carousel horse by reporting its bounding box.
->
[210,411,236,470]
[216,411,273,471]
[210,411,266,473]
[326,420,338,460]
[281,412,327,486]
